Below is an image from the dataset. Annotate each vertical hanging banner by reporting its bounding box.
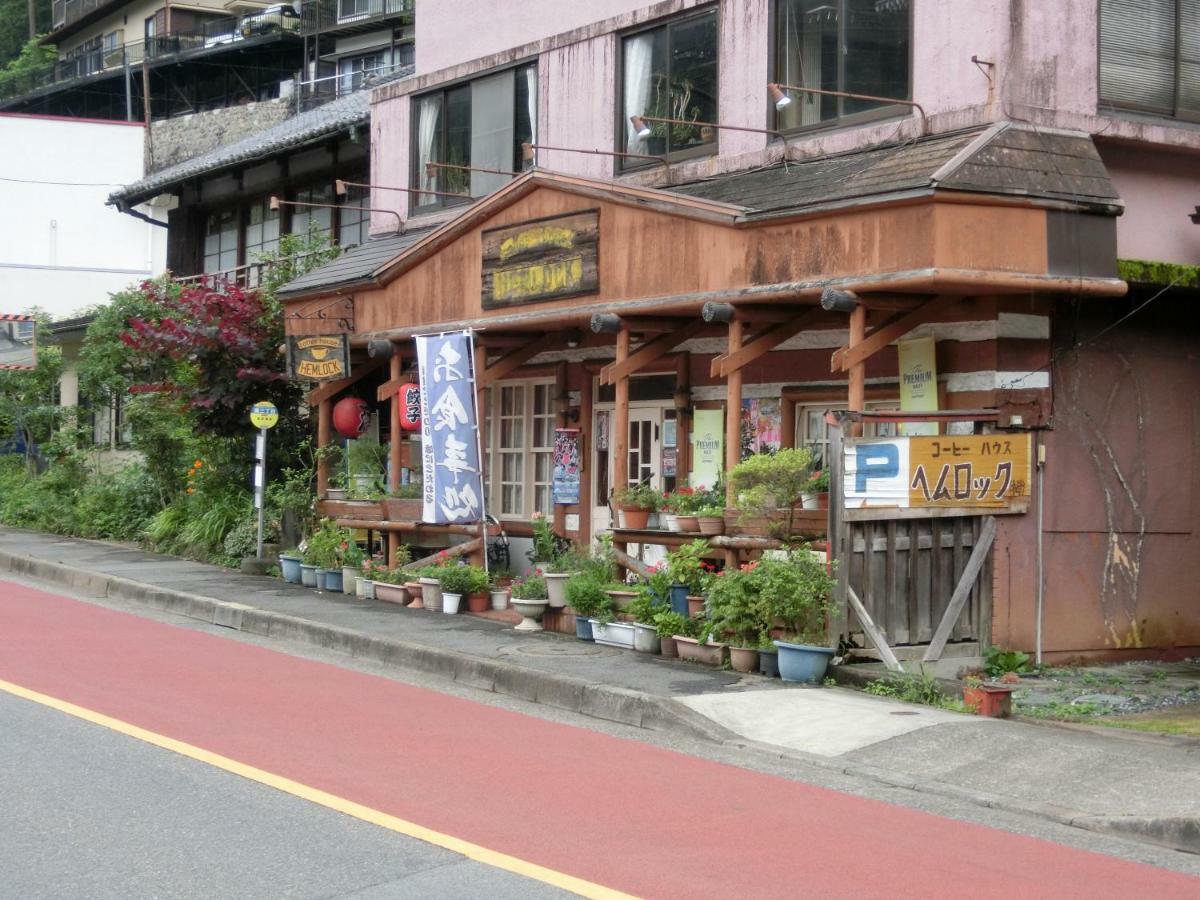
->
[416,330,484,524]
[690,408,724,490]
[898,336,939,436]
[552,428,581,505]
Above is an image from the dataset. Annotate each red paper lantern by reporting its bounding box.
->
[399,382,421,431]
[332,397,370,439]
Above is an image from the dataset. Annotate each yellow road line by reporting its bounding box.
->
[0,677,637,900]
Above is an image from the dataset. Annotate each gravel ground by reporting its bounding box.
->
[1013,657,1200,719]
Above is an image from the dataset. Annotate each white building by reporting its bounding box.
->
[0,112,168,319]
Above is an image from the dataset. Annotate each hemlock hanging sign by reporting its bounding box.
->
[415,330,485,525]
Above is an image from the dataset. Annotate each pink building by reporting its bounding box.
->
[283,0,1200,663]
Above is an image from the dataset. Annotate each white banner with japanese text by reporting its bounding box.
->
[416,331,484,524]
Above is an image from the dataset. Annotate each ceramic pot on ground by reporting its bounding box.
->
[511,597,548,632]
[279,555,302,584]
[621,506,651,529]
[632,623,660,654]
[663,513,680,532]
[489,589,508,611]
[575,617,594,641]
[697,516,725,536]
[774,640,835,683]
[673,636,729,667]
[442,592,462,614]
[659,635,679,659]
[591,620,637,649]
[729,646,760,673]
[963,684,1015,718]
[341,566,358,593]
[404,581,425,609]
[758,649,780,677]
[420,577,443,612]
[300,564,318,587]
[544,572,571,608]
[676,515,700,533]
[313,567,328,591]
[686,595,706,618]
[322,569,344,593]
[374,582,408,605]
[360,577,377,601]
[668,583,690,616]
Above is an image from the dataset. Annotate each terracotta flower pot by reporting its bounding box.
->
[697,516,725,536]
[374,581,408,605]
[621,506,651,529]
[676,515,700,533]
[687,595,706,618]
[466,592,490,613]
[729,646,760,673]
[659,635,678,658]
[673,635,728,667]
[404,581,425,609]
[963,684,1015,718]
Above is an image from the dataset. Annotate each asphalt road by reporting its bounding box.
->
[2,578,1199,899]
[0,692,566,899]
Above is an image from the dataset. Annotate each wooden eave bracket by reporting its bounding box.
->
[710,307,827,378]
[476,335,565,388]
[307,358,385,405]
[600,320,706,386]
[830,294,960,373]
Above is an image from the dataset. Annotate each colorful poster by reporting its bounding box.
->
[690,409,723,490]
[740,398,782,458]
[416,331,484,524]
[552,428,581,505]
[844,434,1033,511]
[898,337,939,436]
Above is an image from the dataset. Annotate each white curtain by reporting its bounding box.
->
[470,70,514,196]
[416,95,440,208]
[623,32,654,151]
[799,28,821,126]
[525,64,538,149]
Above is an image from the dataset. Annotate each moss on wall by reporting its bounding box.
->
[1117,258,1200,289]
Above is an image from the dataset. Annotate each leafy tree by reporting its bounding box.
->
[0,317,64,474]
[0,33,56,93]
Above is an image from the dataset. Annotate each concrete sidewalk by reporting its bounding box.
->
[1,527,1197,855]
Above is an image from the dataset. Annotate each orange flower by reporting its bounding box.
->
[193,460,203,468]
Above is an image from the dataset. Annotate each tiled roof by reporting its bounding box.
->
[108,68,414,208]
[276,226,438,298]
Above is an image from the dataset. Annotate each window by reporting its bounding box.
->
[245,196,280,263]
[621,8,718,165]
[773,0,910,130]
[203,207,238,274]
[1100,0,1199,120]
[795,401,898,468]
[338,51,386,94]
[489,380,555,519]
[338,181,370,248]
[411,62,537,210]
[290,183,334,236]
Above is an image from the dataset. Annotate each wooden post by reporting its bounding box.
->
[472,341,488,568]
[316,398,331,497]
[848,303,866,438]
[612,327,630,497]
[387,350,401,569]
[579,371,593,546]
[780,399,796,450]
[725,319,743,507]
[553,361,569,537]
[674,352,691,483]
[827,420,847,649]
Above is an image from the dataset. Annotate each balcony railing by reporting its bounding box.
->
[300,0,413,35]
[51,0,121,32]
[0,11,300,106]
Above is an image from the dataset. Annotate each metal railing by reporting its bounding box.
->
[0,11,301,105]
[300,0,413,34]
[51,0,118,32]
[293,57,411,112]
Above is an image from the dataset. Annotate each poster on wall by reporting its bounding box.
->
[898,337,939,436]
[844,434,1032,512]
[740,398,782,458]
[552,428,581,505]
[415,330,484,524]
[690,409,723,490]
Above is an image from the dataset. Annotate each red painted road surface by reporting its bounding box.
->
[1,582,1196,900]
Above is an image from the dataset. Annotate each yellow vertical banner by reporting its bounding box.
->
[898,336,938,436]
[690,409,724,490]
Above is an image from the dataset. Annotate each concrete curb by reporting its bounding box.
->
[2,545,1196,856]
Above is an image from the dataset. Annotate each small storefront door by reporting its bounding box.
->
[591,404,670,539]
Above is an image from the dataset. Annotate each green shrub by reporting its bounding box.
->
[436,564,489,595]
[565,575,612,618]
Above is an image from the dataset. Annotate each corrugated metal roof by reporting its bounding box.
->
[108,68,414,208]
[277,225,437,298]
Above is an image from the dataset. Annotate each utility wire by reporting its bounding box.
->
[0,175,126,187]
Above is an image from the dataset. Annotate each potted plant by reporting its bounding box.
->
[757,633,780,677]
[654,609,689,658]
[962,674,1016,717]
[695,504,726,536]
[624,592,662,654]
[566,574,612,641]
[614,484,658,530]
[669,487,700,533]
[346,436,388,497]
[278,549,303,584]
[706,561,769,674]
[510,572,550,632]
[341,540,365,596]
[529,511,559,567]
[801,468,831,510]
[316,444,347,500]
[489,567,512,610]
[756,548,838,683]
[665,539,710,616]
[436,563,488,615]
[303,519,348,592]
[673,616,728,667]
[591,610,638,650]
[372,565,410,605]
[660,491,681,532]
[729,447,816,542]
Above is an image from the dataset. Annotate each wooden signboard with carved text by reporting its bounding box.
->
[287,334,350,381]
[481,210,599,308]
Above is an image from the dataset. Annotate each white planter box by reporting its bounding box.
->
[590,619,637,650]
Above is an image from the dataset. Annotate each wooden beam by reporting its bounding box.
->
[376,377,403,402]
[710,307,827,378]
[846,585,903,672]
[612,327,630,499]
[725,319,743,507]
[730,303,815,324]
[307,358,385,405]
[613,547,651,578]
[617,315,693,332]
[476,335,562,388]
[404,538,481,570]
[923,516,997,662]
[848,303,866,438]
[831,294,959,373]
[600,320,705,386]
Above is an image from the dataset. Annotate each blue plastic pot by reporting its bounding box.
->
[279,555,302,584]
[668,583,690,616]
[575,617,594,641]
[300,564,318,587]
[322,569,344,593]
[774,640,835,684]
